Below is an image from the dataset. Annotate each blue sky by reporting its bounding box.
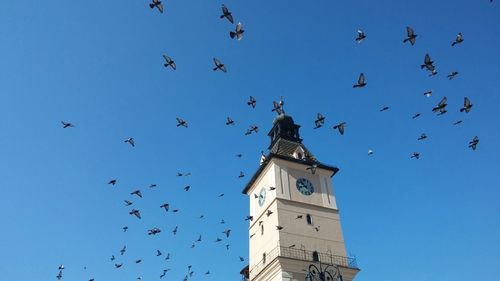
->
[0,0,499,280]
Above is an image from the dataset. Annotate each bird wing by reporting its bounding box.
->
[438,97,447,107]
[464,97,470,107]
[163,54,171,63]
[407,26,414,36]
[213,58,221,66]
[157,3,164,13]
[236,22,242,32]
[339,125,345,135]
[358,73,365,84]
[227,14,234,24]
[424,54,431,64]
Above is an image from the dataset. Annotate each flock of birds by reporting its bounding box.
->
[51,1,490,281]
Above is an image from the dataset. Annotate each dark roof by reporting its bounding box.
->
[241,152,339,194]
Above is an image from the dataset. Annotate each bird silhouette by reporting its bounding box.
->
[333,122,346,135]
[353,73,367,88]
[230,22,244,40]
[447,71,459,80]
[468,136,479,150]
[220,4,234,24]
[163,54,175,69]
[355,29,366,43]
[213,58,227,72]
[432,97,448,115]
[403,26,417,45]
[314,113,325,129]
[149,0,164,13]
[460,97,473,113]
[247,96,257,108]
[452,32,464,46]
[226,117,235,125]
[176,117,188,128]
[124,138,135,147]
[129,209,141,219]
[61,121,74,128]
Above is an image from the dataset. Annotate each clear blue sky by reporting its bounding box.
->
[0,1,499,280]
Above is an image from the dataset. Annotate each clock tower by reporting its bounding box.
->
[241,114,360,281]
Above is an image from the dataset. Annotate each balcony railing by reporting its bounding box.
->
[248,245,358,279]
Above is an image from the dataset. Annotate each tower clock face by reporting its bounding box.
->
[296,178,314,196]
[258,187,266,207]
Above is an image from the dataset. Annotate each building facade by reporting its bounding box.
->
[241,114,359,281]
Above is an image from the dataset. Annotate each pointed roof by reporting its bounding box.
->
[242,114,339,194]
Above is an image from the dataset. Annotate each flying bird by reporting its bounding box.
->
[238,171,245,178]
[123,226,128,232]
[213,58,227,72]
[424,90,432,97]
[156,250,162,256]
[447,71,459,80]
[353,73,367,88]
[333,122,346,135]
[421,53,437,76]
[223,229,231,238]
[411,152,420,159]
[460,97,473,113]
[452,32,464,46]
[247,96,256,108]
[120,246,126,255]
[367,149,374,156]
[129,209,141,219]
[468,136,479,150]
[417,133,427,140]
[412,113,421,119]
[148,228,162,235]
[403,26,417,45]
[114,263,123,268]
[163,54,176,70]
[432,97,448,115]
[172,226,178,235]
[355,29,366,43]
[245,125,259,135]
[176,117,188,128]
[184,185,190,191]
[61,121,74,128]
[124,138,135,147]
[131,190,142,198]
[379,106,389,112]
[220,4,234,24]
[314,113,325,129]
[453,120,463,125]
[56,271,63,280]
[160,203,169,212]
[226,117,235,125]
[230,22,244,40]
[149,0,164,13]
[108,179,117,186]
[276,226,284,230]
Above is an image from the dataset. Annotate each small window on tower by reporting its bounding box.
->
[262,253,267,264]
[306,214,313,225]
[312,251,320,262]
[260,224,264,235]
[293,147,305,160]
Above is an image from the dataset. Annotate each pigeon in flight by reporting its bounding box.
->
[421,54,437,75]
[353,73,367,88]
[411,152,420,159]
[56,271,63,280]
[238,171,245,178]
[61,121,74,128]
[447,71,459,80]
[131,190,142,198]
[213,58,227,72]
[245,125,259,135]
[135,259,142,264]
[266,210,273,217]
[468,136,479,150]
[110,255,116,261]
[276,226,284,230]
[156,250,162,256]
[424,90,432,97]
[452,33,464,46]
[239,256,245,262]
[149,184,157,188]
[149,0,163,13]
[220,4,234,24]
[403,26,417,45]
[230,22,244,40]
[417,133,427,140]
[333,122,346,135]
[306,164,318,175]
[314,113,325,129]
[412,113,421,119]
[245,215,253,221]
[367,149,374,156]
[123,226,128,232]
[172,226,178,235]
[160,203,169,212]
[124,138,135,147]
[453,120,463,125]
[184,185,190,191]
[120,246,126,255]
[108,179,117,186]
[163,54,176,70]
[223,229,231,238]
[379,106,389,112]
[272,100,285,115]
[460,97,473,113]
[129,209,141,219]
[432,97,448,115]
[247,96,257,108]
[176,117,188,128]
[225,117,235,126]
[355,29,366,43]
[114,263,123,268]
[148,228,162,235]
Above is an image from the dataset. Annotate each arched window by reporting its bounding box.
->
[306,214,313,225]
[312,251,320,262]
